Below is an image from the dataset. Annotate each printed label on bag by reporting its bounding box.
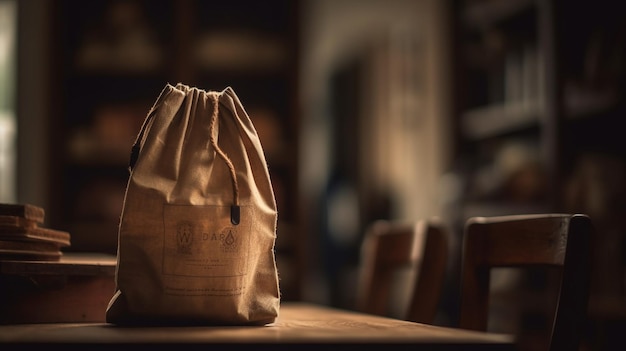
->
[162,205,250,280]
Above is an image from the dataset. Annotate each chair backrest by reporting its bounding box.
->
[459,213,592,351]
[356,219,448,323]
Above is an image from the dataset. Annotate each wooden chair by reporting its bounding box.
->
[459,213,592,351]
[356,219,448,323]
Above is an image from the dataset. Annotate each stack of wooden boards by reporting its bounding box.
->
[0,203,71,261]
[0,203,116,323]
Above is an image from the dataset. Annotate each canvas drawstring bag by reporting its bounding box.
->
[106,83,280,325]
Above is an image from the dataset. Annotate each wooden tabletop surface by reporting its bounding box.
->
[0,302,515,350]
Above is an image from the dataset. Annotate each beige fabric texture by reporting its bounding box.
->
[106,83,280,325]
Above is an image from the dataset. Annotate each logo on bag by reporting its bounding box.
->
[206,227,239,253]
[176,221,194,254]
[221,228,237,251]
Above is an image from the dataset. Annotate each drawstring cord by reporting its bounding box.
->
[209,93,241,225]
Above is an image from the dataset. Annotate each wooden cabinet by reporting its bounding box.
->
[47,0,302,300]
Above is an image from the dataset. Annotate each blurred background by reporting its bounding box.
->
[1,0,625,349]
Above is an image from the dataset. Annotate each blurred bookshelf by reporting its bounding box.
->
[46,0,302,301]
[451,0,626,348]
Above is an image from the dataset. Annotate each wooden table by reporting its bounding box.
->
[0,302,515,350]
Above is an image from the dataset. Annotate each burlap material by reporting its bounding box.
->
[106,83,280,325]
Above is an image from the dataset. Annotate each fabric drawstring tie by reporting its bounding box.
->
[209,93,241,225]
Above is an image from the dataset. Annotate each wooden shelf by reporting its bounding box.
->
[0,252,116,276]
[564,84,621,119]
[461,100,542,139]
[463,0,535,29]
